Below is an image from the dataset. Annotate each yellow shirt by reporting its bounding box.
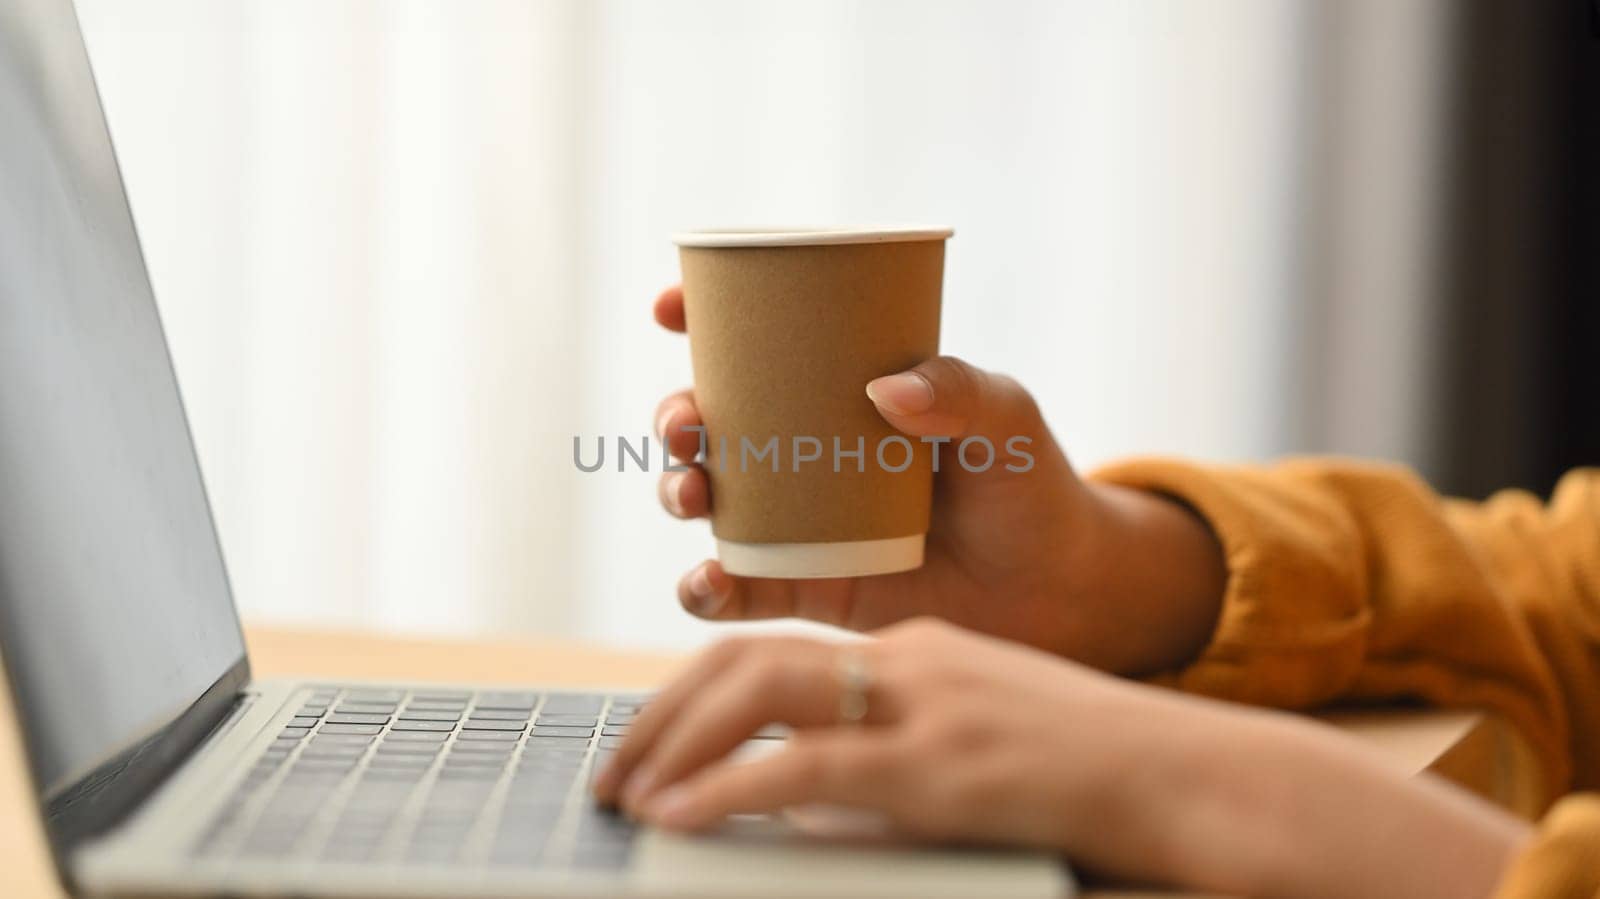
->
[1093,461,1600,899]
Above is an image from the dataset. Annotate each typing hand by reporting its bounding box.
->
[594,619,1143,848]
[652,284,1224,675]
[594,619,1528,899]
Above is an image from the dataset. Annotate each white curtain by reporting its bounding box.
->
[79,0,1334,649]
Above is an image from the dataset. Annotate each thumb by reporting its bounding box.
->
[865,356,1048,446]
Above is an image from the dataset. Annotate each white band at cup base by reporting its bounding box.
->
[715,535,925,579]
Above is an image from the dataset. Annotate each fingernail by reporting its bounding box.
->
[866,372,934,415]
[644,785,696,829]
[656,407,675,441]
[622,766,657,810]
[686,564,724,614]
[664,472,687,516]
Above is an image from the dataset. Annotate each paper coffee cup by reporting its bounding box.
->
[673,226,952,579]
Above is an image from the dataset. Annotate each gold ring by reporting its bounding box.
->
[836,648,871,726]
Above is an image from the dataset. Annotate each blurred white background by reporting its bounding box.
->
[74,0,1447,649]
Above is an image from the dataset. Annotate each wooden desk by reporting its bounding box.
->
[0,627,1533,898]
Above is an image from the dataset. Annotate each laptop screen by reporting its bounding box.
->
[0,0,248,856]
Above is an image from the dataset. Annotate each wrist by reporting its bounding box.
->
[1072,482,1227,675]
[1061,688,1278,889]
[1125,704,1531,898]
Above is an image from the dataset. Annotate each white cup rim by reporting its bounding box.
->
[715,535,926,579]
[672,225,954,248]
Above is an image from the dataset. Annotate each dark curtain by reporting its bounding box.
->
[1433,1,1600,499]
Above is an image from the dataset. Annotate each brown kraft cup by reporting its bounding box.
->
[673,226,953,578]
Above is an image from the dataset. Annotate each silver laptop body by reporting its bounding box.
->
[0,1,1072,895]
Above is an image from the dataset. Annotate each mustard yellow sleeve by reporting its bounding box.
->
[1089,460,1600,805]
[1493,795,1600,899]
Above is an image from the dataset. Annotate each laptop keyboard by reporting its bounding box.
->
[192,686,648,871]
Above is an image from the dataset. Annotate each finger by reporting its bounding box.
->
[619,640,856,814]
[653,390,704,462]
[677,561,858,625]
[658,466,709,520]
[653,284,686,333]
[642,734,903,832]
[864,355,1046,447]
[593,637,751,803]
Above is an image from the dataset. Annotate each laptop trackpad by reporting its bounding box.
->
[633,819,1072,898]
[629,743,1074,898]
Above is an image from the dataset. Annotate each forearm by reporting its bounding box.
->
[1118,697,1531,898]
[1090,458,1587,795]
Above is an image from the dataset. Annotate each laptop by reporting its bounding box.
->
[0,1,1073,896]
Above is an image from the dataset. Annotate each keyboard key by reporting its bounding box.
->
[336,703,398,715]
[384,730,449,743]
[454,755,515,769]
[345,690,405,704]
[374,741,441,755]
[474,692,538,710]
[494,808,560,831]
[598,736,626,749]
[364,758,428,774]
[405,836,468,860]
[278,727,312,740]
[312,734,375,747]
[530,725,593,739]
[505,782,577,803]
[302,743,368,758]
[449,742,515,755]
[369,761,433,776]
[463,719,526,732]
[537,761,578,782]
[405,700,467,711]
[469,708,530,721]
[576,808,634,837]
[443,754,507,768]
[412,691,471,701]
[320,723,384,736]
[526,735,592,747]
[288,716,321,728]
[600,726,628,737]
[406,831,469,853]
[540,694,603,715]
[367,754,433,769]
[522,766,584,784]
[457,730,520,742]
[572,847,632,869]
[437,766,502,780]
[488,836,552,865]
[293,758,358,772]
[296,704,329,717]
[523,743,589,757]
[327,713,390,726]
[240,834,299,858]
[392,719,456,732]
[398,709,460,722]
[366,742,435,755]
[535,714,596,727]
[280,769,347,784]
[321,842,380,863]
